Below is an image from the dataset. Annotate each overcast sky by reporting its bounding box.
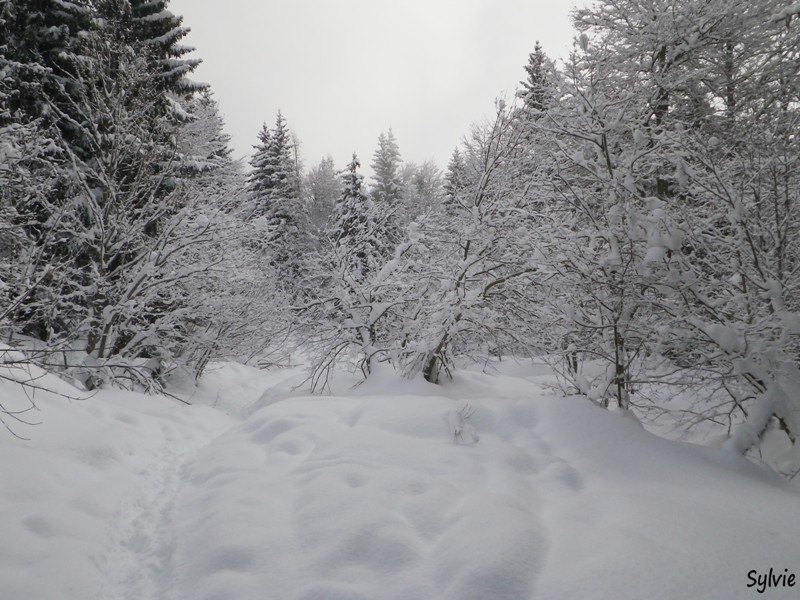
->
[168,0,585,175]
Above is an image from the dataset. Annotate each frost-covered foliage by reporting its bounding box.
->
[517,40,556,117]
[289,0,800,471]
[514,0,800,466]
[442,147,468,215]
[127,0,204,94]
[0,0,289,390]
[398,104,541,383]
[297,154,414,389]
[2,0,798,477]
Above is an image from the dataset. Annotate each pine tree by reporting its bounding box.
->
[245,112,310,282]
[0,0,93,151]
[245,123,273,219]
[443,147,468,215]
[1,0,226,388]
[128,0,203,94]
[400,160,443,222]
[370,128,403,246]
[176,90,235,180]
[266,110,299,205]
[517,41,554,115]
[305,155,342,235]
[330,152,382,267]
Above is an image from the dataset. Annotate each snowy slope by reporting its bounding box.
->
[1,360,798,600]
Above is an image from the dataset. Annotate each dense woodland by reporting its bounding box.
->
[2,0,800,473]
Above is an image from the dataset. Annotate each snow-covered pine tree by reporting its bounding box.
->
[517,40,555,117]
[128,0,203,94]
[40,33,223,388]
[304,155,342,238]
[245,112,310,287]
[370,128,404,247]
[175,90,238,187]
[245,123,273,220]
[329,153,385,275]
[0,0,93,138]
[443,147,469,217]
[0,0,232,389]
[399,160,443,224]
[264,111,306,250]
[169,89,274,378]
[0,0,100,342]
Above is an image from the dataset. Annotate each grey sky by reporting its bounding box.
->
[168,0,584,174]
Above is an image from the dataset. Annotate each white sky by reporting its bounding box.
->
[168,0,585,174]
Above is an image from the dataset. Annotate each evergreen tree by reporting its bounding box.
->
[370,128,403,245]
[128,0,203,94]
[0,0,226,388]
[0,0,93,151]
[266,110,298,204]
[400,160,443,222]
[443,147,468,214]
[517,41,555,115]
[245,123,273,219]
[176,90,235,180]
[330,152,382,265]
[304,155,342,235]
[245,111,310,282]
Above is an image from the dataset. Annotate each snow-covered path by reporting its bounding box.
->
[2,360,800,599]
[99,419,221,600]
[97,362,310,600]
[168,392,551,600]
[0,368,235,600]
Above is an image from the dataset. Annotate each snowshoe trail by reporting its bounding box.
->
[99,416,234,600]
[163,391,555,600]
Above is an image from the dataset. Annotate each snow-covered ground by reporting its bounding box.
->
[1,358,799,599]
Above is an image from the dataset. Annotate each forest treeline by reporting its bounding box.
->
[1,0,799,471]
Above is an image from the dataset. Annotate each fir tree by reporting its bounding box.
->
[331,153,374,255]
[305,155,342,234]
[517,41,554,115]
[245,111,309,281]
[266,110,298,202]
[128,0,203,94]
[0,0,93,150]
[443,147,468,215]
[299,153,401,386]
[0,0,224,387]
[175,89,242,207]
[245,123,273,219]
[370,128,403,245]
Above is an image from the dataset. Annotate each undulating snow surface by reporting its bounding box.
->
[1,359,798,599]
